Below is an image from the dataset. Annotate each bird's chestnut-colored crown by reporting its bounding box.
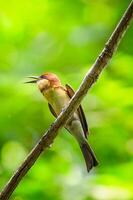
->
[40,73,61,86]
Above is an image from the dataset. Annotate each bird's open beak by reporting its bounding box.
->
[25,76,39,83]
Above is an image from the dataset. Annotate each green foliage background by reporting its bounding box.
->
[0,0,133,199]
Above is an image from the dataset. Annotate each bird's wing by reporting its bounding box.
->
[48,103,57,117]
[65,84,89,138]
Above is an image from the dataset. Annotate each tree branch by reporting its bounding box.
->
[0,1,133,200]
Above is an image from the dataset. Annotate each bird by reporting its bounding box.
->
[26,72,98,172]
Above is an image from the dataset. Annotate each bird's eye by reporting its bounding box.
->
[40,75,47,79]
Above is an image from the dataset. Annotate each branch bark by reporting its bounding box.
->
[0,1,133,200]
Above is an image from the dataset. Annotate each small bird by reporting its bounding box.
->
[26,72,98,172]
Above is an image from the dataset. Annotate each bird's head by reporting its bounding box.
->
[26,73,61,92]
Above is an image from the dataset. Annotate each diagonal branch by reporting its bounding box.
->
[0,1,133,200]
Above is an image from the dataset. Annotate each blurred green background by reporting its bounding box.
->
[0,0,133,199]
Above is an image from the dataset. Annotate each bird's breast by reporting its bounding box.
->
[43,87,70,115]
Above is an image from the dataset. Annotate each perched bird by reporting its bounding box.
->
[26,73,98,172]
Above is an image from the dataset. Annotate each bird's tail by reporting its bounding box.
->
[80,141,98,172]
